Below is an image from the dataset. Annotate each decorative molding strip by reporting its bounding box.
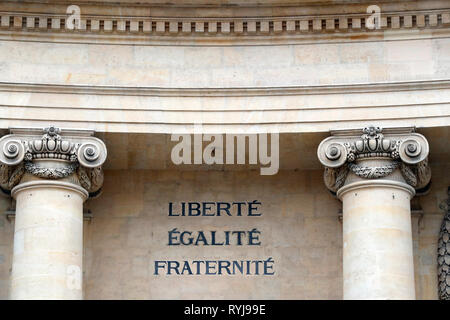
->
[0,79,449,97]
[0,10,449,37]
[5,209,94,222]
[9,126,95,137]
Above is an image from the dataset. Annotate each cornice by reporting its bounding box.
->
[0,4,448,44]
[1,0,448,10]
[0,79,449,97]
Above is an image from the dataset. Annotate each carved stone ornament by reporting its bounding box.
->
[0,126,107,195]
[438,187,450,300]
[317,126,431,194]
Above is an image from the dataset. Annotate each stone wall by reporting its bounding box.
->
[413,163,450,299]
[0,165,448,299]
[83,169,342,299]
[1,39,448,88]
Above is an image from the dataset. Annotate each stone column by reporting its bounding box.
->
[317,127,431,300]
[0,126,107,300]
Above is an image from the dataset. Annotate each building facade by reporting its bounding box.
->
[0,0,449,299]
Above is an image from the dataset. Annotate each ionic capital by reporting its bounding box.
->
[0,126,107,197]
[317,126,431,197]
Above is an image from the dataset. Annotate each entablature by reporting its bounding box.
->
[0,0,448,44]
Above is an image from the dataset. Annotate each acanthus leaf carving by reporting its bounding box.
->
[0,162,25,191]
[77,165,104,195]
[400,162,417,187]
[324,166,349,193]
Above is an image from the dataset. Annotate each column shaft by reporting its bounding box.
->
[340,182,415,299]
[10,181,87,299]
[0,126,106,300]
[317,126,431,300]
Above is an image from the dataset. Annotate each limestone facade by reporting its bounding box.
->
[0,0,448,299]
